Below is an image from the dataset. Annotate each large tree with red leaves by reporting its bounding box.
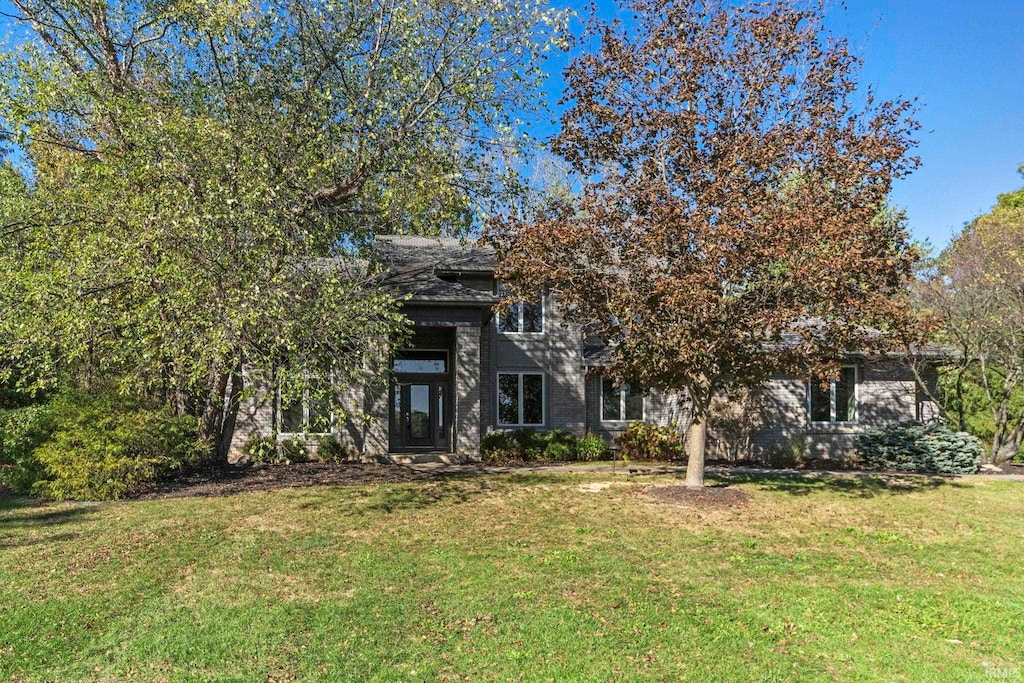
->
[486,0,921,487]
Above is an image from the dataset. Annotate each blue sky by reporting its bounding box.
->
[540,0,1024,250]
[2,1,1021,250]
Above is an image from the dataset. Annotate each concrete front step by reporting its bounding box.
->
[385,452,464,465]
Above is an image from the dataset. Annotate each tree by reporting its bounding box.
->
[0,0,568,461]
[486,0,920,487]
[914,176,1024,464]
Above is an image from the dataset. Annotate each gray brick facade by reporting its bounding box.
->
[228,236,933,463]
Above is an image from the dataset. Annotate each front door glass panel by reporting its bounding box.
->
[408,384,431,441]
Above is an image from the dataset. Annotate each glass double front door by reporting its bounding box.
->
[392,380,450,451]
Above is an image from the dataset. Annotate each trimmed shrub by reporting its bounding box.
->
[32,402,210,501]
[242,433,279,464]
[543,441,576,462]
[856,421,981,474]
[280,437,309,464]
[577,433,611,461]
[615,422,685,461]
[317,436,351,463]
[481,429,583,463]
[543,429,578,461]
[0,404,58,493]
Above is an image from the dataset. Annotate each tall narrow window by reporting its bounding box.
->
[497,372,545,426]
[496,285,543,334]
[808,367,858,424]
[601,378,644,422]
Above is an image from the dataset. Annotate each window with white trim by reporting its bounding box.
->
[278,381,332,434]
[496,285,543,334]
[601,378,644,422]
[808,366,857,423]
[497,372,544,426]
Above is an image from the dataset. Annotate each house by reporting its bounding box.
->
[229,235,937,463]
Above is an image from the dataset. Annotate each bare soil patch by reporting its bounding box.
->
[136,462,444,500]
[642,484,750,508]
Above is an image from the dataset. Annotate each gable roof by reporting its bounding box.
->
[374,235,498,306]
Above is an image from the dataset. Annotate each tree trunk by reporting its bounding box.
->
[685,414,707,489]
[198,367,230,465]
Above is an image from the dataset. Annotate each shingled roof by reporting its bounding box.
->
[374,235,499,305]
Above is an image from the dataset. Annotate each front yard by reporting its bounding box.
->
[1,470,1022,681]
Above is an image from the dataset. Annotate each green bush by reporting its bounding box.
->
[32,400,210,500]
[242,433,279,464]
[576,433,611,461]
[280,437,309,464]
[543,429,578,461]
[615,422,685,461]
[317,436,351,463]
[481,429,583,463]
[480,431,517,463]
[0,404,58,493]
[856,421,981,474]
[543,441,576,462]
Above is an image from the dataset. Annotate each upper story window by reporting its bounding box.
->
[808,366,858,424]
[601,378,644,422]
[496,285,543,334]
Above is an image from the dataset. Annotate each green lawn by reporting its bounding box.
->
[1,471,1022,682]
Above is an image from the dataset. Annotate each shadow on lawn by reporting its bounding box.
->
[0,495,96,548]
[713,471,966,498]
[306,472,568,514]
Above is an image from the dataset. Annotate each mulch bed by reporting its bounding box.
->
[135,462,447,500]
[642,484,750,508]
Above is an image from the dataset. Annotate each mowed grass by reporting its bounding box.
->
[1,471,1022,682]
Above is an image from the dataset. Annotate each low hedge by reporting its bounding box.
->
[856,421,981,474]
[480,429,611,463]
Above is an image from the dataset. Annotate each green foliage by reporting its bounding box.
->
[0,0,568,460]
[31,398,210,500]
[576,433,611,462]
[856,422,981,474]
[280,438,309,464]
[479,431,517,463]
[614,422,685,461]
[0,403,57,492]
[242,433,279,465]
[316,436,351,464]
[480,429,586,463]
[542,429,578,461]
[936,366,1024,461]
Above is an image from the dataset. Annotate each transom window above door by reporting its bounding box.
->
[393,350,448,374]
[496,285,543,334]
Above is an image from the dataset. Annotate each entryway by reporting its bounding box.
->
[389,348,453,453]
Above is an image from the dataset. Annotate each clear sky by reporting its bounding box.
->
[2,1,1021,250]
[540,0,1024,251]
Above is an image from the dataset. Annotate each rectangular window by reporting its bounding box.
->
[496,286,543,334]
[497,372,545,426]
[808,366,857,424]
[601,378,644,422]
[279,378,333,434]
[393,351,448,374]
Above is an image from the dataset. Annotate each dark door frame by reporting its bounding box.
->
[389,366,453,453]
